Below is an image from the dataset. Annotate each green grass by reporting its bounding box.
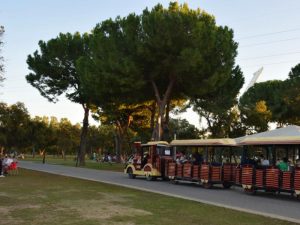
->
[0,169,297,225]
[22,155,125,172]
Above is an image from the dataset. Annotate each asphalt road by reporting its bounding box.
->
[19,161,300,224]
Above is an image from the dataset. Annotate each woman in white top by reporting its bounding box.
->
[260,154,270,166]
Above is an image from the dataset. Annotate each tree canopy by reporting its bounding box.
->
[80,2,241,141]
[192,66,244,137]
[26,32,91,166]
[239,63,300,131]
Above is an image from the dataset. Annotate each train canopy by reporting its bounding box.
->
[236,125,300,145]
[170,138,237,146]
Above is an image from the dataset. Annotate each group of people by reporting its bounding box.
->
[276,157,300,172]
[93,152,117,164]
[174,151,300,172]
[0,154,15,177]
[244,154,300,172]
[176,151,203,165]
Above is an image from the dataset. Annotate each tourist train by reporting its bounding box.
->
[124,125,300,198]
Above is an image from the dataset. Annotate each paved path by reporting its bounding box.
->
[19,161,300,224]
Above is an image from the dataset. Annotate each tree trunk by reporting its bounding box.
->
[114,129,123,163]
[42,151,46,164]
[165,100,170,124]
[151,79,174,141]
[150,101,156,133]
[62,149,66,161]
[76,106,89,167]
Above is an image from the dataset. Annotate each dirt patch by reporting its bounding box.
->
[96,192,133,203]
[0,207,10,215]
[0,192,9,197]
[0,204,41,225]
[60,194,152,221]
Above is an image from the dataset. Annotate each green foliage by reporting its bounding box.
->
[193,66,244,137]
[57,118,81,154]
[79,2,240,141]
[28,116,52,151]
[0,102,107,156]
[0,102,31,150]
[283,63,300,124]
[26,32,90,104]
[238,70,300,131]
[87,125,115,154]
[26,32,92,165]
[288,63,300,80]
[140,3,238,97]
[168,118,202,141]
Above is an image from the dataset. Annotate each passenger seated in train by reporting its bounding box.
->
[141,153,149,168]
[192,152,203,165]
[296,159,300,168]
[176,151,187,164]
[278,157,289,171]
[241,156,256,166]
[259,154,270,166]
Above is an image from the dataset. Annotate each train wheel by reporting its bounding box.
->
[203,182,212,189]
[244,187,256,195]
[127,168,136,179]
[222,182,232,189]
[171,179,179,184]
[146,174,156,181]
[162,176,169,181]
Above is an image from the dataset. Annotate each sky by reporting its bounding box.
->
[1,0,300,128]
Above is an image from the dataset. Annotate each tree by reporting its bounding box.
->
[92,103,153,160]
[26,32,91,166]
[139,3,239,140]
[239,80,285,132]
[0,26,5,83]
[192,66,244,137]
[282,63,300,124]
[27,116,51,157]
[57,118,80,159]
[83,2,240,141]
[168,118,202,140]
[0,102,31,151]
[87,125,115,157]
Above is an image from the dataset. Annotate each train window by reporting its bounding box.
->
[275,146,287,162]
[221,147,231,163]
[164,149,171,156]
[232,147,243,164]
[156,145,173,156]
[213,147,223,163]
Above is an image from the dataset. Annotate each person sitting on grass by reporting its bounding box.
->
[0,155,4,177]
[2,154,13,175]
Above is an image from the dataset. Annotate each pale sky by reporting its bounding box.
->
[1,0,300,127]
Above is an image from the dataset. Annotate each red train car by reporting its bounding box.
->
[166,139,241,189]
[238,125,300,197]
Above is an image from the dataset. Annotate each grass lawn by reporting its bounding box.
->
[0,169,297,225]
[22,155,125,172]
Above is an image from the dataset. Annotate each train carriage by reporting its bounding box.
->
[124,141,173,181]
[237,125,300,197]
[124,126,300,200]
[167,139,242,188]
